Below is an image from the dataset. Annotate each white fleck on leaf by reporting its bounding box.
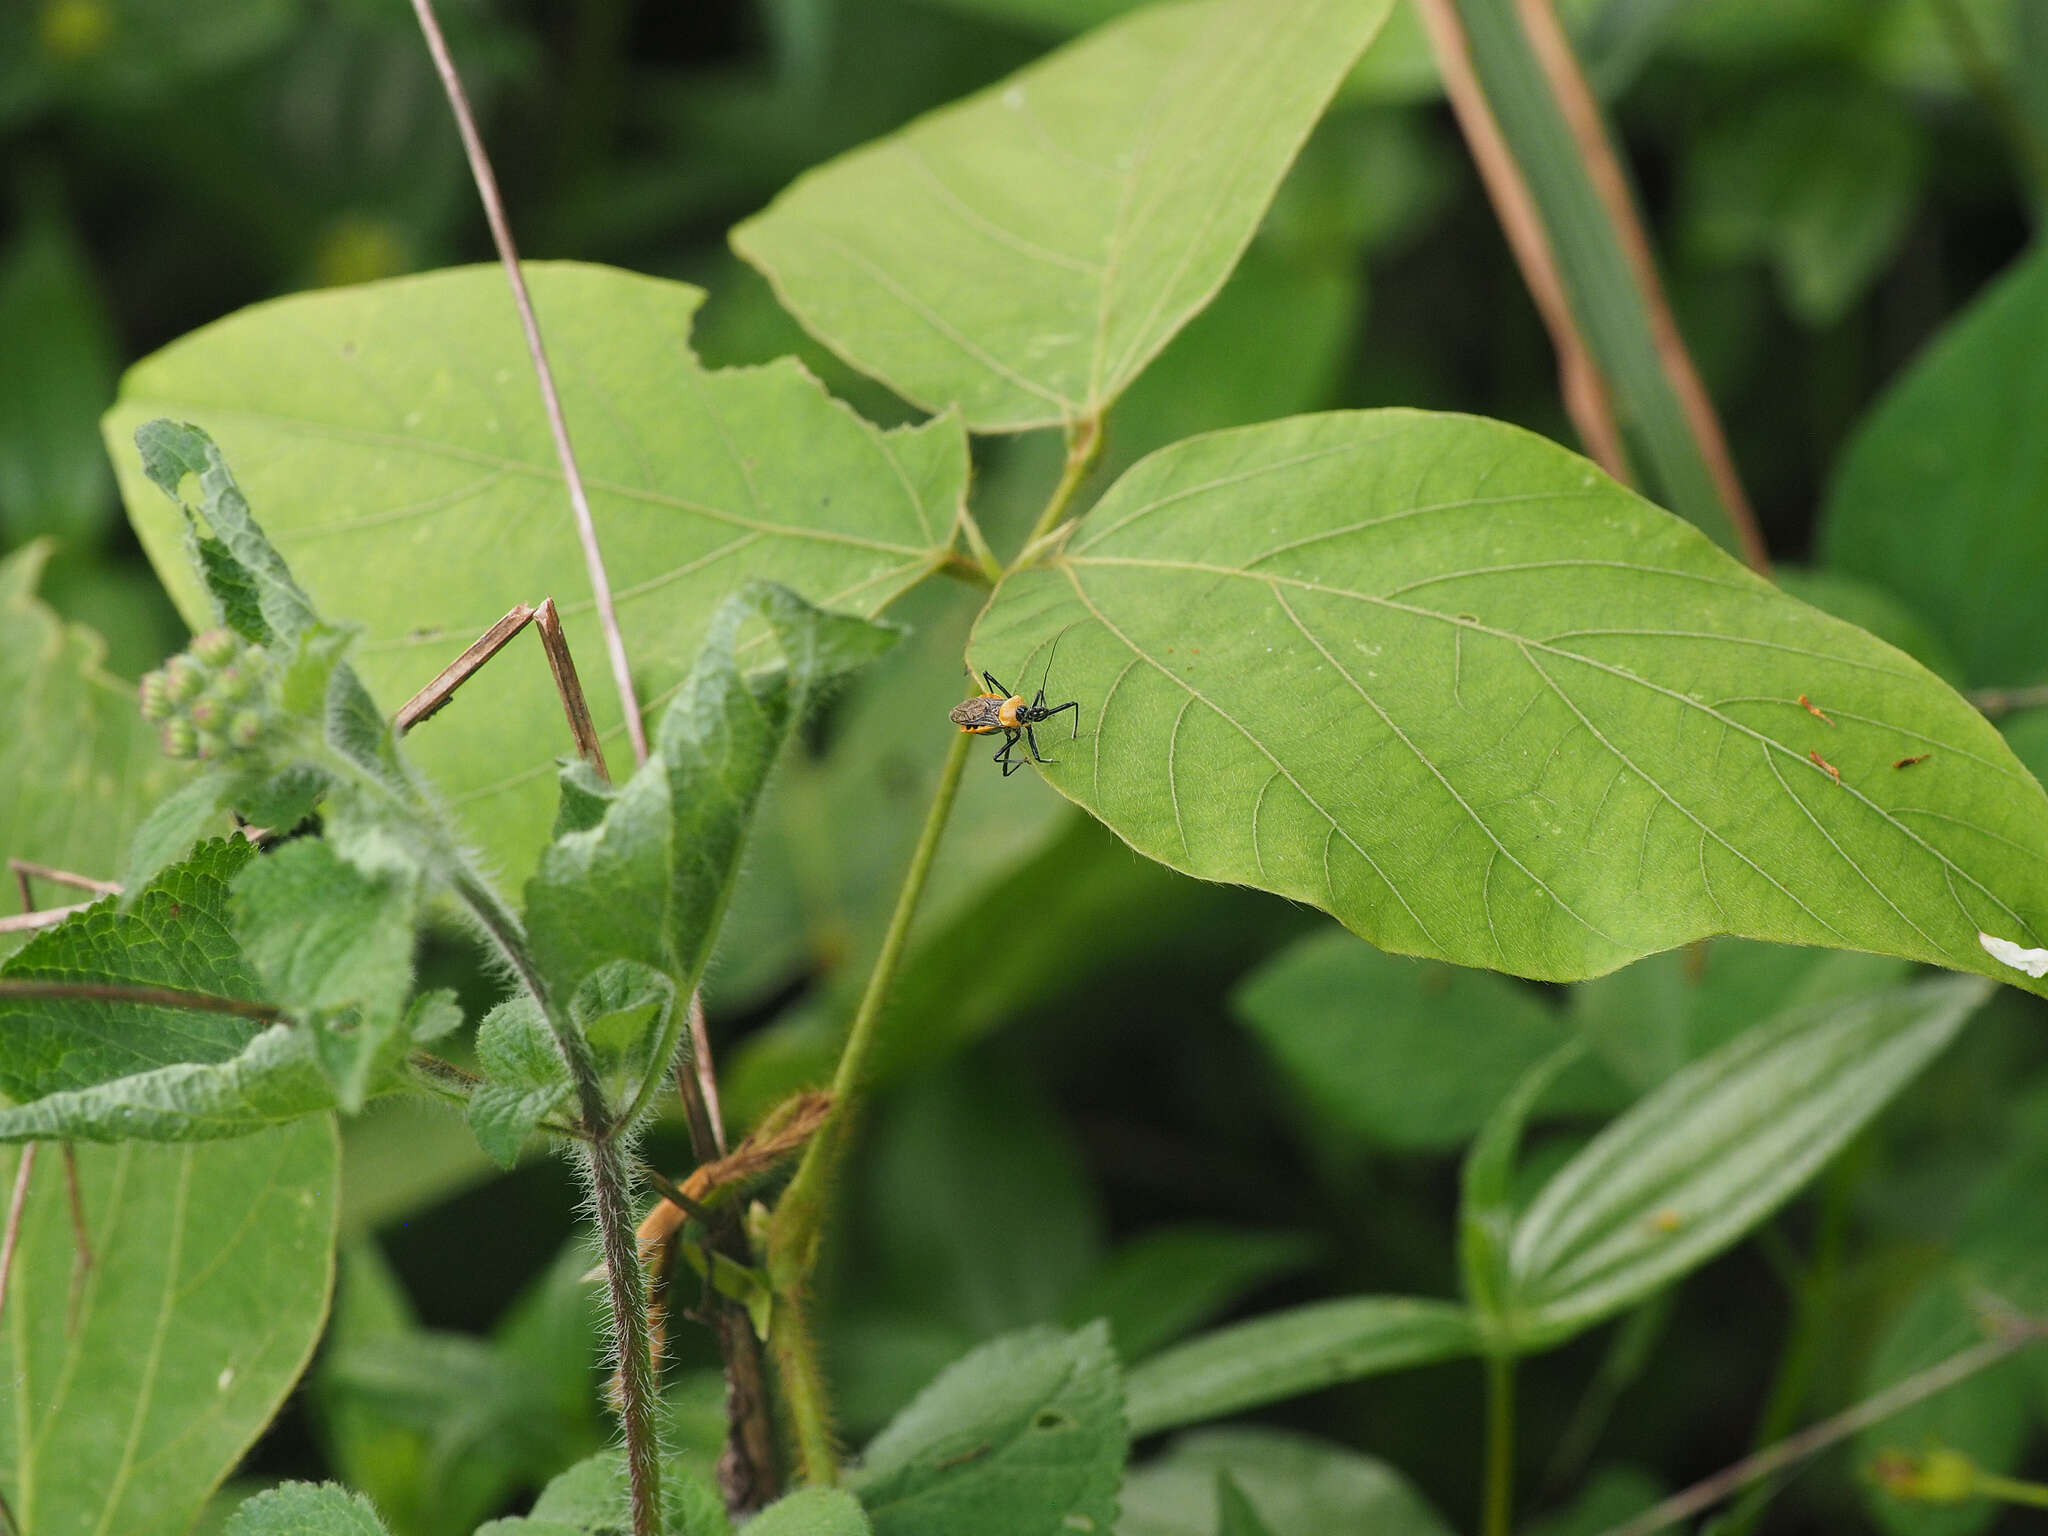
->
[1979,930,2048,977]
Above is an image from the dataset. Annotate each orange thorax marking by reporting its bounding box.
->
[998,695,1026,728]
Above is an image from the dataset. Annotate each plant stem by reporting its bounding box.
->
[1972,682,2048,719]
[0,979,283,1021]
[1976,1471,2048,1508]
[1021,416,1104,551]
[443,862,663,1534]
[1483,1353,1516,1536]
[767,727,975,1482]
[407,0,648,767]
[1594,1317,2048,1536]
[590,1130,663,1536]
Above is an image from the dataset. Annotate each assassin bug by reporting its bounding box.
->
[950,632,1080,777]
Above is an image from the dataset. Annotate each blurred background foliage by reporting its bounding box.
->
[5,1,2048,1532]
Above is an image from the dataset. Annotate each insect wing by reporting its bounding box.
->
[949,695,1006,732]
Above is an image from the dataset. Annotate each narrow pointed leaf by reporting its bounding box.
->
[732,0,1394,430]
[1506,974,1991,1344]
[1123,1296,1479,1436]
[969,411,2048,994]
[0,1121,339,1536]
[108,266,965,885]
[1461,1041,1584,1330]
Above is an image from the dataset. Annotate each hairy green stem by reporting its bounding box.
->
[1483,1353,1516,1536]
[444,861,662,1532]
[768,727,974,1482]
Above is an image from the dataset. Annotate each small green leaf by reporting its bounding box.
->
[1507,975,1992,1345]
[573,960,681,1124]
[222,1484,391,1536]
[0,1120,340,1536]
[1059,1224,1319,1362]
[1119,1428,1456,1536]
[732,0,1394,429]
[744,1487,868,1536]
[136,418,319,644]
[467,997,574,1168]
[1234,928,1588,1150]
[232,839,419,1112]
[404,987,463,1043]
[473,1447,729,1536]
[851,1322,1124,1536]
[117,768,237,898]
[526,760,674,1004]
[1123,1296,1479,1437]
[0,837,262,1101]
[109,267,965,888]
[1822,244,2048,687]
[971,410,2048,995]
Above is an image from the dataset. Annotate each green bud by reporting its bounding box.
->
[191,628,238,666]
[163,653,205,702]
[1870,1447,1980,1504]
[193,729,224,761]
[161,718,198,759]
[212,663,252,701]
[228,710,264,750]
[188,697,223,730]
[138,670,172,722]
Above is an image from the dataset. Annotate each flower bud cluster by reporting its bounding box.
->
[138,629,276,761]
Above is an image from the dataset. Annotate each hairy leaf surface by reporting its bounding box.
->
[970,410,2048,991]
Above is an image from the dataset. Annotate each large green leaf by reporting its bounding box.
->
[0,1118,339,1536]
[1118,1428,1455,1536]
[106,264,966,884]
[1821,245,2048,687]
[968,411,2048,993]
[731,0,1394,430]
[0,542,189,946]
[1122,1296,1478,1435]
[851,1323,1125,1536]
[1505,975,1990,1344]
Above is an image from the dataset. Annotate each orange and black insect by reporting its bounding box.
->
[949,638,1079,777]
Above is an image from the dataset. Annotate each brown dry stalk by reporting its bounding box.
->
[635,1090,834,1262]
[1413,0,1630,483]
[1512,0,1768,573]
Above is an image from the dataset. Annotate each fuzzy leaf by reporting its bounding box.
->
[223,1484,392,1536]
[466,997,574,1168]
[232,839,418,1112]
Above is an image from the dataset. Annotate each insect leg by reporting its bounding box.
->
[1025,725,1056,766]
[1040,699,1080,738]
[982,672,1008,696]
